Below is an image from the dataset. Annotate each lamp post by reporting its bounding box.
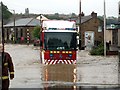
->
[12,10,16,43]
[9,9,15,43]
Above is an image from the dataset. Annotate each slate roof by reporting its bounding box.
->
[76,15,93,24]
[81,15,93,23]
[4,18,40,27]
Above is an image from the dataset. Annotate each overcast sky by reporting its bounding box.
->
[1,0,120,17]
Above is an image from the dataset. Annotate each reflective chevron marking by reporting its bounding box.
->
[44,59,76,65]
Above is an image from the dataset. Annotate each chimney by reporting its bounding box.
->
[25,8,29,15]
[91,11,97,18]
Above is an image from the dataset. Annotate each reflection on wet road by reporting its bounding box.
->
[42,64,77,82]
[42,64,77,89]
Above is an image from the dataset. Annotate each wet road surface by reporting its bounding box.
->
[42,64,76,82]
[4,44,120,89]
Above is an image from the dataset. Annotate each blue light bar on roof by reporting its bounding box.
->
[48,28,76,30]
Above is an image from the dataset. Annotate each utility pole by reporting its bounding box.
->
[0,2,2,45]
[1,2,4,55]
[13,10,15,43]
[0,2,3,45]
[39,14,42,64]
[104,0,106,56]
[0,2,5,89]
[79,0,81,50]
[0,2,3,89]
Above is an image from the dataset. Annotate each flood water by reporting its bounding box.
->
[41,64,120,90]
[4,44,120,89]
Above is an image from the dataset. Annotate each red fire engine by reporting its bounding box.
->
[40,20,78,65]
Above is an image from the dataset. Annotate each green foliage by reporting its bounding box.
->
[32,26,41,39]
[90,43,104,55]
[71,13,77,18]
[2,3,12,20]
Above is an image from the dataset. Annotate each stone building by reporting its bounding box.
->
[77,12,104,50]
[105,18,120,51]
[4,18,40,43]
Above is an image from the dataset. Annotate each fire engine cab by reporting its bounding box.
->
[40,20,78,65]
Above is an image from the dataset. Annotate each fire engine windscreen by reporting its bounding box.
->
[44,32,77,50]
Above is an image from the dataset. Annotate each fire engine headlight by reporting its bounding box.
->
[50,54,54,57]
[68,54,72,57]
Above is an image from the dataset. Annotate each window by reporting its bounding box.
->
[98,26,102,32]
[44,32,77,50]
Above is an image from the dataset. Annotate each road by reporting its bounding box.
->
[4,44,119,88]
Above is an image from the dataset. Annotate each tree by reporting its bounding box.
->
[2,3,12,20]
[32,26,41,39]
[71,13,76,17]
[54,13,59,17]
[1,3,12,24]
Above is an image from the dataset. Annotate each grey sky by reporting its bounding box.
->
[1,0,120,17]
